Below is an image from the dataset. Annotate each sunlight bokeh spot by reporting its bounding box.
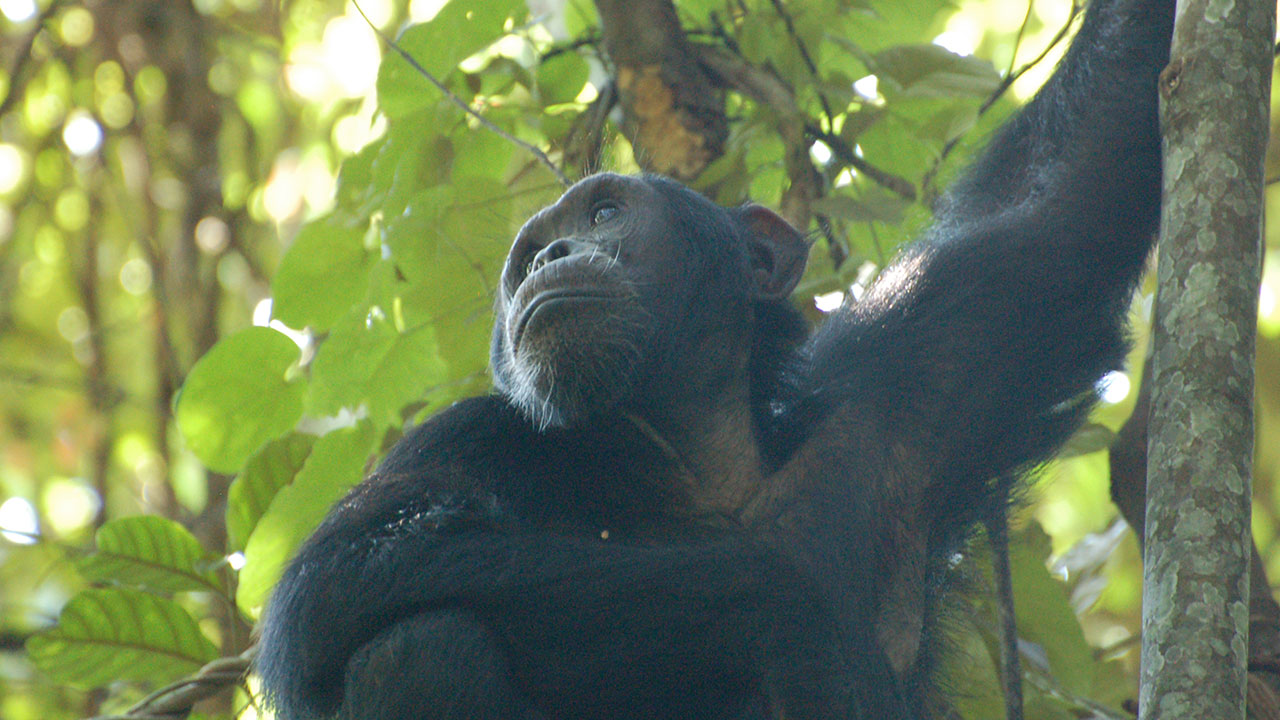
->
[62,111,103,157]
[0,497,38,545]
[933,14,980,56]
[0,144,25,194]
[322,16,381,97]
[1096,370,1131,405]
[814,291,844,313]
[264,154,304,221]
[43,480,101,534]
[53,189,90,232]
[56,306,89,343]
[59,7,94,47]
[852,75,878,99]
[196,216,231,254]
[120,258,153,295]
[0,0,35,22]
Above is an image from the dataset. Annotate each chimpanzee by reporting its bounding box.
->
[255,0,1174,716]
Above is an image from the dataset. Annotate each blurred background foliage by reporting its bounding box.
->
[0,0,1278,717]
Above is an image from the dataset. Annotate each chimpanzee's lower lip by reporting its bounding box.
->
[513,288,622,350]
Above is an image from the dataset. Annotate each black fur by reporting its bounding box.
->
[256,0,1173,717]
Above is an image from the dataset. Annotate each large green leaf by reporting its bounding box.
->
[236,421,378,615]
[76,516,221,595]
[373,112,453,218]
[1011,524,1097,697]
[872,44,1002,99]
[272,218,374,332]
[227,433,317,550]
[841,0,952,51]
[376,0,527,118]
[27,588,217,689]
[307,302,448,427]
[536,51,589,105]
[175,327,305,473]
[384,185,455,283]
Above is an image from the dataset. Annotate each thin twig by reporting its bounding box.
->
[1006,0,1036,78]
[804,122,917,200]
[351,1,571,187]
[541,33,600,61]
[767,0,835,128]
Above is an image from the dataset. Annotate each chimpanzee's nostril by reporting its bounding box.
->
[530,239,573,276]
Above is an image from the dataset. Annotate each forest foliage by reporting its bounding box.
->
[2,0,1280,718]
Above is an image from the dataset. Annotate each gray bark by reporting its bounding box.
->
[1138,0,1273,717]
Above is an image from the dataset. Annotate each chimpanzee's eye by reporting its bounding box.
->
[590,202,620,227]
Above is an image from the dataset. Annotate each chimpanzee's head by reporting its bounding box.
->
[491,173,808,429]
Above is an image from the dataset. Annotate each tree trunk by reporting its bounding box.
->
[1139,0,1273,717]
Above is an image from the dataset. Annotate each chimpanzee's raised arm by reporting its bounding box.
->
[781,0,1173,493]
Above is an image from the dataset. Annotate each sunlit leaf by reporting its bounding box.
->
[227,433,318,551]
[384,186,455,282]
[308,302,448,427]
[1059,422,1119,459]
[872,44,1002,99]
[175,327,305,473]
[536,52,589,105]
[76,516,220,595]
[563,0,599,38]
[27,588,217,688]
[236,421,378,615]
[272,218,374,332]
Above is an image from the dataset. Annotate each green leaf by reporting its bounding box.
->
[76,516,220,595]
[176,327,305,473]
[272,218,374,331]
[376,0,527,118]
[872,44,1001,99]
[915,103,980,147]
[27,587,217,689]
[838,106,886,145]
[308,304,448,427]
[384,175,512,382]
[811,191,909,225]
[334,136,384,215]
[384,186,455,282]
[841,0,952,52]
[227,433,317,551]
[236,421,378,615]
[536,52,589,105]
[450,121,516,179]
[563,0,599,38]
[1059,422,1119,458]
[1010,524,1097,697]
[372,110,452,217]
[940,621,1004,720]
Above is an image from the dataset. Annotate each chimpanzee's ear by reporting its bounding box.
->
[735,204,809,300]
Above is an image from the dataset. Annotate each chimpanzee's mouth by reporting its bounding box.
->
[512,288,621,351]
